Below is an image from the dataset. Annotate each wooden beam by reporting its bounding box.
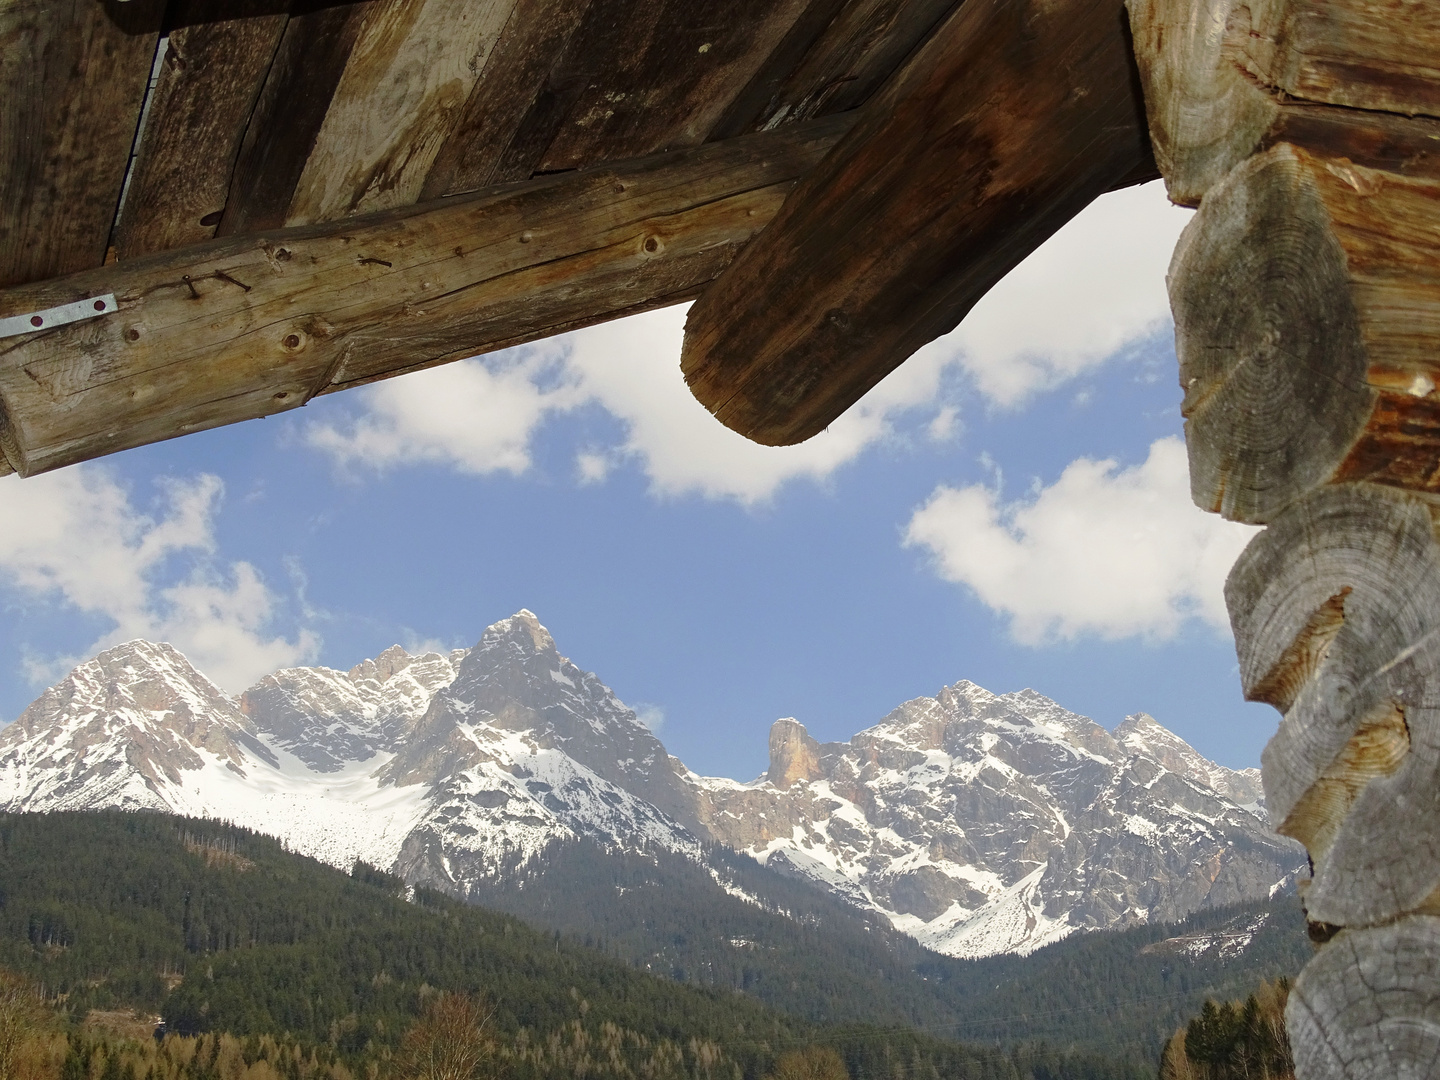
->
[113,0,289,258]
[679,0,1154,446]
[1127,0,1440,205]
[1171,143,1440,525]
[0,117,850,478]
[0,0,165,287]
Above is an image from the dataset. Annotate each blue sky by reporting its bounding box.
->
[0,180,1281,779]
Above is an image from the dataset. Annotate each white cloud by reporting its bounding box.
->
[306,348,585,476]
[904,437,1258,644]
[304,181,1189,502]
[0,468,317,693]
[913,179,1193,406]
[632,703,666,733]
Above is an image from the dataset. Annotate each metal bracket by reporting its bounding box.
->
[0,294,118,340]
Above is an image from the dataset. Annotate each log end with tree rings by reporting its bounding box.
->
[1288,917,1440,1080]
[1171,143,1375,525]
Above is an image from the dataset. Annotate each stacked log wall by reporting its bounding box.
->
[1127,0,1440,1073]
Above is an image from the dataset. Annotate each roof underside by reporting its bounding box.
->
[0,0,1155,477]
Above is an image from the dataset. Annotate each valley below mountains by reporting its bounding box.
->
[0,611,1303,960]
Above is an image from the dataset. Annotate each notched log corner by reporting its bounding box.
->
[1127,0,1440,205]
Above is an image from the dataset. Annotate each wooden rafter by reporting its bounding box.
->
[679,0,1156,446]
[0,117,850,478]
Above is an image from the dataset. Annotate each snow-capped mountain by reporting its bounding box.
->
[692,686,1297,957]
[0,611,1303,959]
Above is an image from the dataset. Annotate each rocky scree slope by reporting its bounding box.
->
[0,611,1302,957]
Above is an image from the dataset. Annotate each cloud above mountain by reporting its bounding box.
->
[304,181,1186,505]
[904,437,1259,643]
[0,468,316,691]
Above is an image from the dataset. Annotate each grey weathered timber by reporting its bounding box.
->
[113,2,290,258]
[1226,483,1440,927]
[284,0,519,226]
[0,0,165,287]
[0,117,850,478]
[1288,917,1440,1080]
[1171,143,1440,525]
[680,0,1153,446]
[1127,0,1440,205]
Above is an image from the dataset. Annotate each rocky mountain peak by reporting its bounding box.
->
[1114,712,1264,808]
[767,719,823,787]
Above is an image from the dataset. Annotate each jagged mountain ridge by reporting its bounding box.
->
[0,611,1302,958]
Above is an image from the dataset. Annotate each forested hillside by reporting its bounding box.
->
[0,812,1130,1080]
[0,812,1311,1074]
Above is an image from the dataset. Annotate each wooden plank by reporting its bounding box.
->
[0,117,851,478]
[1128,0,1440,205]
[419,0,596,198]
[1171,143,1440,524]
[216,2,374,236]
[680,0,1153,446]
[534,0,816,171]
[0,0,165,287]
[711,0,959,137]
[113,1,289,259]
[285,0,519,225]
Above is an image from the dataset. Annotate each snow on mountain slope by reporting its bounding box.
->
[0,612,1302,959]
[692,681,1303,957]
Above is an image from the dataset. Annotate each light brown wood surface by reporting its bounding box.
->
[1128,0,1440,205]
[1171,143,1440,525]
[0,117,850,478]
[680,0,1153,446]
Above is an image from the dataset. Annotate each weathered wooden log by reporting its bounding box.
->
[679,0,1153,446]
[1126,0,1440,205]
[113,1,290,258]
[0,0,164,287]
[1227,483,1440,928]
[1172,143,1440,525]
[1287,916,1440,1080]
[0,117,849,478]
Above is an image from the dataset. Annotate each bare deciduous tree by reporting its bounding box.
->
[398,994,501,1080]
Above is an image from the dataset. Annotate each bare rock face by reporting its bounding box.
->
[768,719,823,787]
[240,645,462,771]
[693,683,1303,958]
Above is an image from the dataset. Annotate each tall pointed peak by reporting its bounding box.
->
[475,610,556,655]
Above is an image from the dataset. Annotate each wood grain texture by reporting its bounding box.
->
[0,0,164,287]
[1172,143,1440,524]
[1226,483,1440,927]
[113,1,289,259]
[713,0,959,136]
[285,0,517,225]
[536,0,817,172]
[1128,0,1440,205]
[680,0,1153,445]
[0,117,850,477]
[1288,916,1440,1080]
[418,0,595,198]
[217,2,373,236]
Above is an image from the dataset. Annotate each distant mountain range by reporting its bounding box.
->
[0,611,1303,958]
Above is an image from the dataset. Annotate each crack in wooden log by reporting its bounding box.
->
[0,116,851,478]
[1288,915,1440,1080]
